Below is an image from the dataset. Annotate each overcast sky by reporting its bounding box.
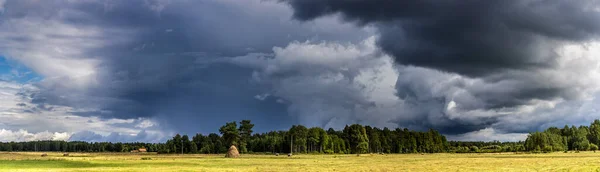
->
[1,0,600,142]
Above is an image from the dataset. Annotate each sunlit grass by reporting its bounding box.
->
[1,152,600,171]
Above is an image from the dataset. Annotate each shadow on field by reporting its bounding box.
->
[0,160,113,169]
[464,154,600,159]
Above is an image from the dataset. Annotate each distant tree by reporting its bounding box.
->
[322,132,333,154]
[329,135,346,154]
[238,120,254,153]
[219,121,239,148]
[307,127,323,153]
[289,125,308,153]
[591,143,598,152]
[181,135,193,153]
[344,124,369,154]
[470,146,479,152]
[381,127,392,153]
[171,134,182,153]
[327,128,337,136]
[571,126,590,151]
[193,133,210,153]
[515,145,525,152]
[208,133,226,153]
[589,120,600,146]
[578,139,590,151]
[367,127,382,153]
[263,131,281,153]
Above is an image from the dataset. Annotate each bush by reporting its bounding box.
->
[502,146,512,152]
[514,145,525,152]
[542,146,553,153]
[469,146,479,152]
[574,140,590,151]
[357,142,369,154]
[590,143,598,152]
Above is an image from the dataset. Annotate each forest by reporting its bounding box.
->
[523,119,600,152]
[1,119,600,154]
[0,120,447,154]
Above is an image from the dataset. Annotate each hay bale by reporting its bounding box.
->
[41,153,47,157]
[287,153,292,157]
[63,153,69,157]
[275,153,279,156]
[225,145,240,158]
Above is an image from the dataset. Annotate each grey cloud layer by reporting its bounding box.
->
[0,0,370,136]
[283,0,600,76]
[2,0,600,142]
[280,0,600,135]
[226,38,403,129]
[282,0,600,105]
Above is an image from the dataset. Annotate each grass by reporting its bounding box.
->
[1,152,600,171]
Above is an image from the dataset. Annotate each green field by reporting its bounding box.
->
[1,152,600,171]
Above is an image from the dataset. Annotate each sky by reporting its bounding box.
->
[0,0,600,142]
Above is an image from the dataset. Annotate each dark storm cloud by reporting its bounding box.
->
[5,0,600,142]
[283,0,600,76]
[282,0,600,109]
[389,95,500,135]
[0,0,369,135]
[389,63,600,135]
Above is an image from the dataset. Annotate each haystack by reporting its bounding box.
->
[225,145,240,158]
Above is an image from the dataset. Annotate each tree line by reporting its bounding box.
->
[162,120,448,154]
[5,119,600,154]
[523,119,600,152]
[0,141,161,152]
[448,141,525,153]
[0,120,449,154]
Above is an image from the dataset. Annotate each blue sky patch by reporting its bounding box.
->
[0,56,42,83]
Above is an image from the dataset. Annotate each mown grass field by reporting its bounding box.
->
[1,152,600,171]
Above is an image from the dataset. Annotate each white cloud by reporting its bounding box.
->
[254,94,270,101]
[0,3,171,142]
[0,80,168,142]
[226,35,600,139]
[144,0,171,14]
[447,128,528,142]
[135,118,156,129]
[0,129,70,142]
[2,0,600,142]
[0,81,26,111]
[228,36,404,129]
[0,17,125,89]
[0,0,373,139]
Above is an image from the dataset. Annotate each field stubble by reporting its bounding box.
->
[1,152,600,171]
